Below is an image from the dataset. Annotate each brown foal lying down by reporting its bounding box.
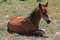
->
[7,2,51,37]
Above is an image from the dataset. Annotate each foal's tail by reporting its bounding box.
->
[7,22,10,30]
[7,22,14,33]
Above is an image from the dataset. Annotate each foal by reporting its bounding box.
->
[7,2,51,36]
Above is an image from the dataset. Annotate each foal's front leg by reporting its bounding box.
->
[33,30,45,37]
[33,30,49,38]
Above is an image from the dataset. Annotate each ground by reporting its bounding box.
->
[0,0,60,40]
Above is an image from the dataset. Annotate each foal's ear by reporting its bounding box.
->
[39,3,42,9]
[45,2,48,7]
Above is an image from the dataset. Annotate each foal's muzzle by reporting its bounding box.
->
[44,18,51,24]
[46,20,51,24]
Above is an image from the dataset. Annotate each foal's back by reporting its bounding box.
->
[10,16,25,23]
[7,16,38,34]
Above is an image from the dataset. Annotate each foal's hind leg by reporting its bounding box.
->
[7,29,14,34]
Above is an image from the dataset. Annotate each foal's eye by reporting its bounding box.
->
[42,12,46,15]
[42,10,47,15]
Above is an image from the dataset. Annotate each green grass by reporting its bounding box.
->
[0,0,60,40]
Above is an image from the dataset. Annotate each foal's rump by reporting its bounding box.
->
[7,16,27,32]
[10,16,25,23]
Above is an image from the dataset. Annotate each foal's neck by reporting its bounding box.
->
[29,8,41,25]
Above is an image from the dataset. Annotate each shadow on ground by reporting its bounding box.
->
[7,29,48,38]
[18,33,48,38]
[37,0,41,2]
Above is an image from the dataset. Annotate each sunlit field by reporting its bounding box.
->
[0,0,60,40]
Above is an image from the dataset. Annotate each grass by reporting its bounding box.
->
[0,0,60,40]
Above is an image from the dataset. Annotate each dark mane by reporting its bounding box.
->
[30,10,36,17]
[28,7,37,18]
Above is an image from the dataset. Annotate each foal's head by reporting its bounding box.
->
[38,2,51,24]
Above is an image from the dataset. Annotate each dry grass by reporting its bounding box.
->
[0,0,60,40]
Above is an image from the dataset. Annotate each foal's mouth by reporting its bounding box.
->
[46,20,51,24]
[44,18,51,24]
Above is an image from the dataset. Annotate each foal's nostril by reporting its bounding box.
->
[47,20,51,24]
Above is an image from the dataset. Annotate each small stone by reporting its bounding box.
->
[55,32,60,35]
